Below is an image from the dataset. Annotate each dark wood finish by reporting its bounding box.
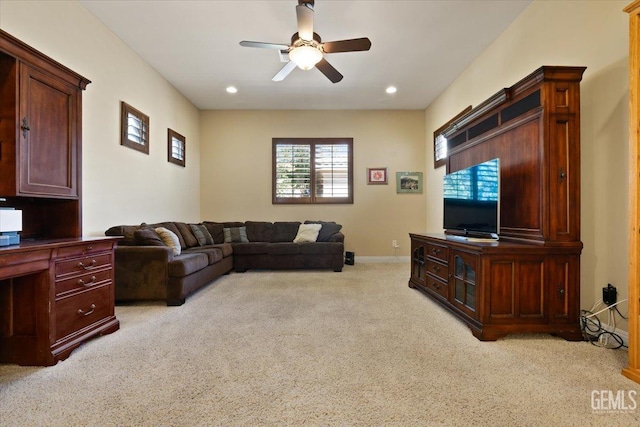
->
[0,29,89,238]
[444,66,585,245]
[433,105,472,168]
[0,238,119,366]
[409,233,582,341]
[411,66,585,341]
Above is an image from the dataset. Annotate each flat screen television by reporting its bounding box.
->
[443,158,500,240]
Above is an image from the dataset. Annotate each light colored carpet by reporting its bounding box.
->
[1,263,638,426]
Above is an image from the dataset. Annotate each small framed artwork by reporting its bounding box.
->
[367,167,388,185]
[168,129,186,167]
[396,171,423,193]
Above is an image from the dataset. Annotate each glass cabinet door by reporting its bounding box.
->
[452,251,478,318]
[411,243,425,285]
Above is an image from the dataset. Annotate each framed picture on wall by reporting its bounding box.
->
[396,172,423,193]
[367,167,387,185]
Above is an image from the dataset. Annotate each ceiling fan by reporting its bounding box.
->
[239,0,371,83]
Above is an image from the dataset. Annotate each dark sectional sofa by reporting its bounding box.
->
[105,220,344,306]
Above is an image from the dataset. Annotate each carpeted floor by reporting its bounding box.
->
[1,263,638,426]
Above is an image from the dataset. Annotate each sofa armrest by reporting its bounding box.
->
[114,246,173,301]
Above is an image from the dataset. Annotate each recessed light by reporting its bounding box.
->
[226,86,238,94]
[385,86,397,94]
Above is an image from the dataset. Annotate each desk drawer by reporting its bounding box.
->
[426,259,448,282]
[55,284,112,340]
[56,241,114,259]
[426,243,448,263]
[55,253,112,278]
[55,269,112,297]
[426,275,449,300]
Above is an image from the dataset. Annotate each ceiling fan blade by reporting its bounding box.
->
[296,4,314,41]
[272,61,297,82]
[240,41,290,50]
[321,37,372,54]
[316,58,343,83]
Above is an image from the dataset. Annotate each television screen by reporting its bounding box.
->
[443,158,500,238]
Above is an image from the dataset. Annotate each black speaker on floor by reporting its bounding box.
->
[345,251,355,265]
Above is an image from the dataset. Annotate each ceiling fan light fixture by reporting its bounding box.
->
[289,45,322,70]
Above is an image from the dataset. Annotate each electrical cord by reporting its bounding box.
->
[580,299,628,350]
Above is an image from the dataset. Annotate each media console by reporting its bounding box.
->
[409,233,582,340]
[413,66,585,340]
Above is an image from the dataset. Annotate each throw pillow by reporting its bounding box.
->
[155,227,182,256]
[223,226,249,243]
[293,223,322,243]
[304,221,343,242]
[190,223,214,246]
[134,226,165,246]
[174,222,199,248]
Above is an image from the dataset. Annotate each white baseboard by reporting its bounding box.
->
[353,256,410,264]
[600,322,629,349]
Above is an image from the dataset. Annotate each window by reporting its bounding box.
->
[167,129,186,167]
[273,138,353,204]
[433,106,471,168]
[121,101,149,154]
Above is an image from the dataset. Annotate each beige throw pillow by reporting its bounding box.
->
[155,227,182,255]
[293,223,322,243]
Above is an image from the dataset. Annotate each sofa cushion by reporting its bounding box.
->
[190,223,214,246]
[245,221,275,242]
[183,247,223,264]
[299,242,344,255]
[232,242,269,255]
[293,223,322,243]
[155,227,182,256]
[304,221,343,242]
[202,222,225,244]
[272,222,301,242]
[167,253,209,277]
[134,226,165,246]
[209,243,233,258]
[224,226,249,243]
[267,242,301,255]
[175,222,199,248]
[105,225,139,246]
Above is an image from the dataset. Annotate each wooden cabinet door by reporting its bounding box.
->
[18,63,78,198]
[410,239,426,287]
[450,250,479,319]
[547,254,579,323]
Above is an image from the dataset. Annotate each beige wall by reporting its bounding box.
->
[424,1,629,326]
[0,0,202,235]
[200,110,426,257]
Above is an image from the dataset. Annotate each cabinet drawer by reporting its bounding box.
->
[55,253,112,278]
[56,269,112,297]
[426,243,448,263]
[55,284,112,340]
[57,241,114,259]
[426,259,448,282]
[426,276,448,300]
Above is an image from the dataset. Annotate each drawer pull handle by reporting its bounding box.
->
[78,259,97,270]
[87,246,93,251]
[432,248,441,255]
[432,266,441,273]
[77,304,96,316]
[77,276,97,286]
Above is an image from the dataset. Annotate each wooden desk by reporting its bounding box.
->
[0,237,119,366]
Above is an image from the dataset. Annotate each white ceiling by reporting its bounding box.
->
[79,0,531,110]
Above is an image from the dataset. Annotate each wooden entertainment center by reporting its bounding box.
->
[410,66,585,341]
[0,30,119,365]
